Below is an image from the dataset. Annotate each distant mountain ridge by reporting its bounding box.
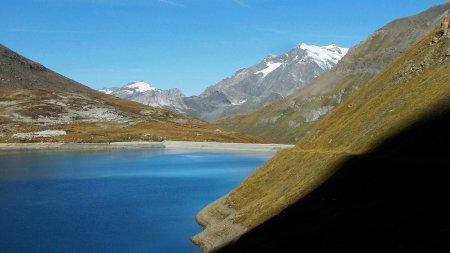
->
[99,81,188,114]
[217,2,450,144]
[0,44,263,144]
[186,43,348,121]
[100,80,157,94]
[99,43,348,121]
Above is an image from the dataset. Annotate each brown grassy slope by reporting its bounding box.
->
[216,96,450,253]
[0,44,92,93]
[231,24,450,225]
[192,19,450,252]
[216,3,450,144]
[0,45,264,143]
[0,87,264,143]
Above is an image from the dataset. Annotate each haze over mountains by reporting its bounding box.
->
[100,43,348,121]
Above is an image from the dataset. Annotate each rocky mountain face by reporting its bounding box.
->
[99,81,188,115]
[100,44,347,121]
[217,3,450,144]
[185,43,348,121]
[0,44,263,144]
[193,6,450,251]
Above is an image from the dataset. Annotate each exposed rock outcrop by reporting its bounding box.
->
[442,10,449,37]
[432,10,450,43]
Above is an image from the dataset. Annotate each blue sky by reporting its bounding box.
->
[1,0,447,95]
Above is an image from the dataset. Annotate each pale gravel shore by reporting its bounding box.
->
[0,141,294,153]
[164,141,294,153]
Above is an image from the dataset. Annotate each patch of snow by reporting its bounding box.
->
[323,44,349,55]
[13,130,67,139]
[231,99,247,106]
[255,61,284,78]
[98,89,114,95]
[299,43,348,69]
[126,81,156,92]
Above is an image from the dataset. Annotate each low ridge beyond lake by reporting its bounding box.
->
[0,148,270,253]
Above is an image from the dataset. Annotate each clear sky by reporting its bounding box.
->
[1,0,447,95]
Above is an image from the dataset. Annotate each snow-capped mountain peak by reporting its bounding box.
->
[252,43,348,80]
[99,80,156,96]
[125,80,156,93]
[98,80,188,115]
[299,43,349,68]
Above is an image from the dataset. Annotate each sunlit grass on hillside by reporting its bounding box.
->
[0,88,266,144]
[193,23,450,250]
[215,4,450,144]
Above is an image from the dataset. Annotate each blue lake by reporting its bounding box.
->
[0,149,270,253]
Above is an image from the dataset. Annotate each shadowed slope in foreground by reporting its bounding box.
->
[192,12,450,252]
[216,104,450,252]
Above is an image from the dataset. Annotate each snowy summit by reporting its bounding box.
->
[99,81,156,95]
[253,43,348,79]
[126,81,156,93]
[299,43,349,69]
[98,80,188,114]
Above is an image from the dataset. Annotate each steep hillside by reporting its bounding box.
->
[0,45,264,144]
[0,44,91,93]
[216,103,450,253]
[192,11,450,252]
[217,3,450,144]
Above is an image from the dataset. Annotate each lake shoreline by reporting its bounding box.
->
[0,141,294,153]
[0,146,271,252]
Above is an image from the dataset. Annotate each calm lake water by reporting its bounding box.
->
[0,149,270,253]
